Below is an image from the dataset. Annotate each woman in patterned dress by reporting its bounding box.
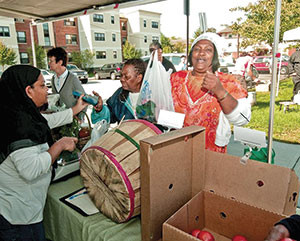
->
[170,33,251,153]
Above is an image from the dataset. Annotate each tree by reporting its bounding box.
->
[28,44,46,69]
[122,41,142,60]
[230,0,300,47]
[161,33,173,53]
[0,41,17,71]
[70,50,95,69]
[172,41,186,53]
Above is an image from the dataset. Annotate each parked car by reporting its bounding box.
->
[253,55,290,75]
[41,69,54,87]
[219,58,236,74]
[141,53,185,71]
[66,64,88,84]
[94,63,123,80]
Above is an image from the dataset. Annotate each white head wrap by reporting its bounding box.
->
[191,32,224,56]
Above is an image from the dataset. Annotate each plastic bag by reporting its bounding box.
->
[293,90,300,104]
[81,119,109,152]
[136,50,174,122]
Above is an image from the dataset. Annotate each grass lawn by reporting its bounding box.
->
[245,77,300,144]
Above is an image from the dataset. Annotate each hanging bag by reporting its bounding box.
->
[136,50,174,122]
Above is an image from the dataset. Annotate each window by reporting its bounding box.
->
[151,21,158,29]
[96,51,106,59]
[20,52,29,64]
[43,23,51,46]
[144,36,147,43]
[0,26,10,37]
[121,22,126,31]
[17,31,26,43]
[95,33,105,41]
[66,34,77,45]
[113,51,117,59]
[143,20,147,28]
[14,18,24,23]
[122,37,127,45]
[111,16,115,24]
[93,14,104,23]
[112,33,116,42]
[152,36,159,42]
[64,18,76,26]
[68,52,72,63]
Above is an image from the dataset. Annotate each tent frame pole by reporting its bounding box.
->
[267,0,282,164]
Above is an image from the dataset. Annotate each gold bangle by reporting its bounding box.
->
[218,91,229,102]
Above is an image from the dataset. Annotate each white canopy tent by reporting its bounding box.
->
[283,27,300,42]
[0,0,163,66]
[0,0,163,23]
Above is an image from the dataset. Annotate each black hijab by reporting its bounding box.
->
[0,65,53,162]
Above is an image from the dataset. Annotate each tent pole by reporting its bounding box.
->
[30,20,37,67]
[267,0,282,164]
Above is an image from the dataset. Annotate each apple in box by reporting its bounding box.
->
[232,235,247,241]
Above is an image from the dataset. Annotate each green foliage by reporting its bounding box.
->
[246,78,300,144]
[161,33,186,53]
[27,44,46,69]
[161,33,173,53]
[0,41,17,71]
[230,0,300,47]
[59,118,80,138]
[70,50,95,69]
[122,41,142,59]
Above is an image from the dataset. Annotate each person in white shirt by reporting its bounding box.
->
[232,52,254,90]
[0,65,88,241]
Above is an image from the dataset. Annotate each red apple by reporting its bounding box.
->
[280,238,296,241]
[232,235,248,241]
[191,229,201,238]
[198,230,215,241]
[79,128,90,138]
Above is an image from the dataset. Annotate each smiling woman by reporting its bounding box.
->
[170,32,251,153]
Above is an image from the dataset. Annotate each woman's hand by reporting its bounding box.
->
[265,224,290,241]
[92,90,103,112]
[202,71,226,99]
[47,137,78,163]
[72,94,88,116]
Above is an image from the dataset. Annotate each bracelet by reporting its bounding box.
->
[218,91,229,102]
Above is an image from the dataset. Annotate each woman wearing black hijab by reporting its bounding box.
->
[0,65,87,241]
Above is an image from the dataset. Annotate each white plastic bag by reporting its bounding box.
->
[293,91,300,104]
[136,50,174,122]
[81,119,109,152]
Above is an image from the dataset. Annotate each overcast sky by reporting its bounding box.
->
[121,0,256,38]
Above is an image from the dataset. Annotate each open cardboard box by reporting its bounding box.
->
[140,126,300,241]
[163,190,287,241]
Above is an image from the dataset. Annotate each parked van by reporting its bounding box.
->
[141,53,185,71]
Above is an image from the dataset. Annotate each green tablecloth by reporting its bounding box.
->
[43,175,141,241]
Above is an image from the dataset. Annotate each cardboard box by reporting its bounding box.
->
[163,191,287,241]
[140,126,299,241]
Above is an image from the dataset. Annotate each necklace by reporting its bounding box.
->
[184,71,211,106]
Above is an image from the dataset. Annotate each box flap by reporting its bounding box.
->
[140,126,206,241]
[140,126,205,146]
[204,150,299,215]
